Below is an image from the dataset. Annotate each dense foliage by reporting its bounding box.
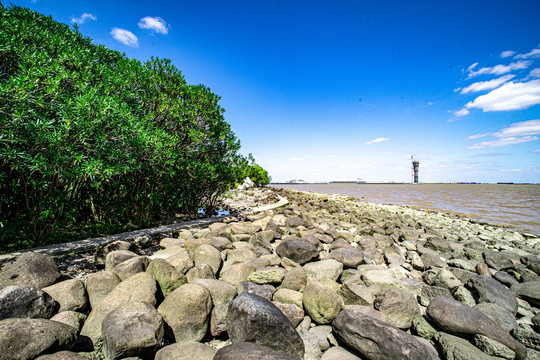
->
[0,5,256,250]
[241,154,271,186]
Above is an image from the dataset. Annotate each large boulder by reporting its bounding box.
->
[332,310,433,360]
[111,256,149,280]
[42,279,88,313]
[467,275,518,314]
[157,283,212,342]
[192,279,236,305]
[511,281,540,307]
[104,250,138,272]
[0,318,77,360]
[214,342,298,360]
[226,292,305,359]
[101,301,165,360]
[0,285,57,320]
[374,288,420,329]
[80,272,158,346]
[303,259,343,282]
[220,263,255,287]
[426,297,527,360]
[155,341,217,360]
[0,252,61,290]
[192,244,222,275]
[276,239,318,265]
[237,281,276,300]
[50,311,87,332]
[146,258,186,297]
[85,271,121,309]
[302,278,342,325]
[328,248,364,268]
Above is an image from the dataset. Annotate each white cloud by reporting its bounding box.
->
[515,47,540,60]
[533,149,540,153]
[467,136,538,149]
[501,50,516,58]
[138,16,169,34]
[365,137,389,145]
[494,119,540,137]
[530,68,540,78]
[467,63,478,72]
[110,28,139,47]
[460,74,515,94]
[468,61,532,78]
[454,108,470,117]
[467,133,491,140]
[70,13,97,24]
[466,79,540,112]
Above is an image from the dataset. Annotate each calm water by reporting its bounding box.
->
[275,183,540,236]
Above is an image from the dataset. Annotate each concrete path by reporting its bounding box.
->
[0,194,288,264]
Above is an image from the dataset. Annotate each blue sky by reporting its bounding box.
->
[10,0,540,183]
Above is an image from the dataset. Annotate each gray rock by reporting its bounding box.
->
[80,272,158,346]
[297,328,322,360]
[281,267,307,291]
[513,327,540,351]
[276,239,319,265]
[186,263,215,282]
[412,315,437,340]
[94,240,135,266]
[50,311,87,332]
[374,288,420,329]
[220,263,255,287]
[474,334,516,359]
[420,285,453,307]
[467,275,518,314]
[237,281,276,300]
[425,237,452,253]
[304,260,343,282]
[210,303,228,336]
[494,271,519,287]
[0,252,61,290]
[484,250,520,270]
[85,271,121,309]
[303,278,343,325]
[434,332,499,360]
[157,283,212,342]
[226,293,304,359]
[146,258,186,297]
[338,283,375,306]
[35,351,88,360]
[321,346,362,360]
[332,310,433,360]
[42,279,88,313]
[474,303,518,332]
[308,325,333,351]
[0,318,77,360]
[192,279,236,305]
[247,268,285,285]
[155,341,217,360]
[111,256,149,280]
[214,342,298,360]
[327,248,364,268]
[102,301,164,360]
[0,285,57,320]
[426,296,527,360]
[511,281,540,307]
[522,255,540,276]
[104,250,138,272]
[192,244,222,275]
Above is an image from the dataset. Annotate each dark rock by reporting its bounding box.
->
[483,250,520,271]
[276,239,318,265]
[420,252,446,269]
[35,351,88,360]
[513,327,540,351]
[328,248,364,268]
[214,342,298,360]
[522,255,540,276]
[286,216,305,228]
[273,302,304,327]
[434,332,499,360]
[474,303,518,333]
[466,275,518,314]
[237,281,276,300]
[0,318,77,360]
[426,296,527,360]
[280,267,307,291]
[0,252,61,290]
[102,301,164,360]
[419,285,453,307]
[494,271,519,287]
[94,240,136,266]
[0,285,57,320]
[332,309,433,360]
[226,293,304,359]
[425,237,452,253]
[511,281,540,307]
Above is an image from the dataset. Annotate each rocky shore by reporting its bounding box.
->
[1,187,540,360]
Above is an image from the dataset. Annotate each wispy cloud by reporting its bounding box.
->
[467,133,491,140]
[467,136,538,149]
[70,13,97,24]
[467,61,532,78]
[365,137,389,145]
[110,28,139,47]
[530,68,540,78]
[494,119,540,137]
[459,74,515,94]
[466,79,540,112]
[515,47,540,60]
[501,50,515,58]
[138,16,169,34]
[453,108,470,117]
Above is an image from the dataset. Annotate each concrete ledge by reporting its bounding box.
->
[0,194,289,264]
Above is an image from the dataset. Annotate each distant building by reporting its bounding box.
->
[411,156,420,183]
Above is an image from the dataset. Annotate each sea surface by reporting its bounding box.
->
[274,183,540,236]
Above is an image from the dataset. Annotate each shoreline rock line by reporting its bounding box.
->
[1,187,540,360]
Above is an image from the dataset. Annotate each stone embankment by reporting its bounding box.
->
[1,187,540,360]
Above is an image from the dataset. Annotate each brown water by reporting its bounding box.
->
[275,183,540,236]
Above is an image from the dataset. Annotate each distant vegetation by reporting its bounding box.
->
[0,5,268,251]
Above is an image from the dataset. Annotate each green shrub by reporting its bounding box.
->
[0,5,242,250]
